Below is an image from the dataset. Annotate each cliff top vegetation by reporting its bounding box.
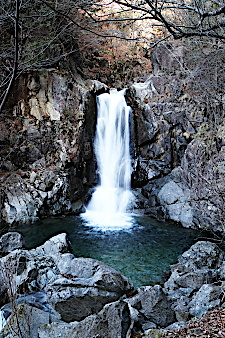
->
[0,0,225,112]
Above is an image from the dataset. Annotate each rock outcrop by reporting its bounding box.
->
[164,241,225,321]
[0,70,108,226]
[0,232,134,337]
[1,232,225,337]
[129,42,225,234]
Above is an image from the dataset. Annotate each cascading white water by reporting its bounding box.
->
[82,89,134,229]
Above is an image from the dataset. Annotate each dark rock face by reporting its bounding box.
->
[0,71,107,226]
[129,42,225,234]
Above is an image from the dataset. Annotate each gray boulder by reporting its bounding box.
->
[178,240,225,270]
[38,300,132,338]
[188,284,222,317]
[164,241,225,321]
[0,233,71,309]
[0,304,59,338]
[0,232,24,257]
[0,248,58,299]
[125,285,175,328]
[31,233,72,264]
[164,241,224,294]
[45,257,133,322]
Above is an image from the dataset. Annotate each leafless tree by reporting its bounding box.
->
[0,0,101,112]
[86,0,225,42]
[1,0,225,112]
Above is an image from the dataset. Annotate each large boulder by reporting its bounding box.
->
[164,241,225,321]
[32,233,72,263]
[0,234,71,309]
[125,285,175,328]
[0,304,59,338]
[0,232,24,257]
[38,300,132,338]
[188,284,222,317]
[45,257,133,322]
[0,232,134,329]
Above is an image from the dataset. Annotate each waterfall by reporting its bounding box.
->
[82,89,134,229]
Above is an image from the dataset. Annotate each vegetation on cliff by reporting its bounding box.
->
[1,0,225,111]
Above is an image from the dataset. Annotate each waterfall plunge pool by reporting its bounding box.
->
[14,215,204,287]
[8,91,206,287]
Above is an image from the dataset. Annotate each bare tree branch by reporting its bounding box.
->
[0,0,19,112]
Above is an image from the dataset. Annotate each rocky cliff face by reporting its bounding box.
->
[0,70,107,226]
[1,42,224,234]
[130,42,225,234]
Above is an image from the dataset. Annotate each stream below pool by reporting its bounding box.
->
[14,215,205,287]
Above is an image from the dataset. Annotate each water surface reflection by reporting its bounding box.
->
[15,215,203,287]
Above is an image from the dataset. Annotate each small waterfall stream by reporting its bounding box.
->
[82,89,134,229]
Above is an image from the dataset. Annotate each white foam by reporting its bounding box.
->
[82,89,135,230]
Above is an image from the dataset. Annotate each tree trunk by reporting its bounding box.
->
[0,0,20,112]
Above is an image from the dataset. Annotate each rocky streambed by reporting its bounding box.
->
[0,232,225,338]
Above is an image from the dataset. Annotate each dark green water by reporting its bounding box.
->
[15,215,203,287]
